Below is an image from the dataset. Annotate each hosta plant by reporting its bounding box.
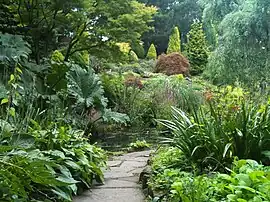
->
[0,122,107,202]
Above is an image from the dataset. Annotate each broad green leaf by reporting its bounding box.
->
[237,199,247,202]
[1,98,8,104]
[56,175,79,184]
[9,74,15,83]
[52,187,72,201]
[65,160,81,170]
[9,107,15,117]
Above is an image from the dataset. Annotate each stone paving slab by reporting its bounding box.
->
[104,168,134,179]
[73,150,151,202]
[115,151,151,161]
[120,160,147,171]
[94,179,140,188]
[74,188,145,202]
[108,160,123,167]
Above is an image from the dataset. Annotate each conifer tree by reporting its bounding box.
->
[184,22,209,75]
[131,42,145,59]
[167,26,181,54]
[129,50,139,62]
[146,43,157,59]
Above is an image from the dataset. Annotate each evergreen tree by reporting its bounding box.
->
[167,26,181,54]
[131,42,145,59]
[129,50,139,62]
[146,43,157,59]
[184,22,209,75]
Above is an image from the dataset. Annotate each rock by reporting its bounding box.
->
[139,165,152,189]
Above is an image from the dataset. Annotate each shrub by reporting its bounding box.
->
[51,50,65,63]
[155,53,190,76]
[167,26,181,54]
[100,72,204,128]
[158,87,270,171]
[146,43,157,59]
[131,42,145,59]
[0,123,107,201]
[129,50,139,62]
[184,22,209,75]
[151,147,189,172]
[149,156,270,202]
[100,73,155,127]
[128,140,150,151]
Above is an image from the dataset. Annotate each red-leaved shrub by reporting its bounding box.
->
[155,52,190,76]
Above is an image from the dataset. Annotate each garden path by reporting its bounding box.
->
[74,150,150,202]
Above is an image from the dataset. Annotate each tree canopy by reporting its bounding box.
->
[2,0,156,63]
[139,0,202,54]
[203,0,270,84]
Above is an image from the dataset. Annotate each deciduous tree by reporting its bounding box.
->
[6,0,156,63]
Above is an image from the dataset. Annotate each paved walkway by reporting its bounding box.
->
[74,150,150,202]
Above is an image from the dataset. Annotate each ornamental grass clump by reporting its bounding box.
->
[159,86,270,171]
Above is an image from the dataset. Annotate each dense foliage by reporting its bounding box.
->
[0,124,106,201]
[1,0,270,201]
[139,0,202,54]
[101,72,203,128]
[202,0,270,85]
[149,148,270,202]
[1,0,156,63]
[0,32,126,201]
[159,86,270,170]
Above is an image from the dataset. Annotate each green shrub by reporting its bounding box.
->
[128,140,150,151]
[146,44,157,59]
[0,123,106,201]
[184,22,209,75]
[151,147,189,172]
[131,42,145,59]
[149,149,270,202]
[51,50,65,63]
[167,26,181,54]
[100,72,204,128]
[101,72,155,127]
[129,50,139,62]
[158,86,270,171]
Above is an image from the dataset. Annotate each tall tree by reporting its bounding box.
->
[204,0,270,85]
[139,0,202,54]
[0,0,18,34]
[184,22,209,75]
[5,0,156,64]
[199,0,243,48]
